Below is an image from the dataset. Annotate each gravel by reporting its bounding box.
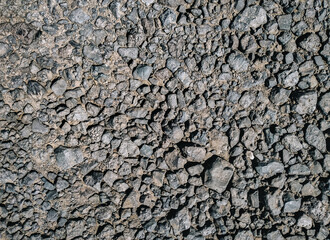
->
[0,1,328,239]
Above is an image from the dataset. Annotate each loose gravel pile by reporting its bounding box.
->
[0,0,329,239]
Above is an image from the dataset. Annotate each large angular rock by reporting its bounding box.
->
[118,140,140,157]
[298,33,321,53]
[54,147,84,170]
[118,47,139,59]
[278,70,299,87]
[133,65,153,81]
[184,146,206,162]
[0,42,11,58]
[282,134,303,153]
[256,161,284,178]
[305,125,326,152]
[204,158,234,194]
[69,8,90,24]
[51,78,67,96]
[293,91,317,115]
[160,9,177,27]
[232,6,267,31]
[269,87,291,105]
[32,119,49,134]
[228,52,249,72]
[266,189,283,216]
[318,92,330,114]
[234,230,254,240]
[169,208,191,235]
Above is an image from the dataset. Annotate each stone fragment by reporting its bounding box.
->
[160,9,177,27]
[288,164,310,175]
[184,147,206,162]
[293,91,317,114]
[305,124,326,152]
[232,6,267,31]
[32,119,49,134]
[119,140,140,157]
[118,47,139,59]
[200,55,216,75]
[283,197,301,213]
[83,45,103,64]
[133,65,153,81]
[69,8,90,24]
[228,52,249,72]
[301,182,321,197]
[241,128,258,150]
[256,161,284,178]
[278,70,299,87]
[282,134,303,152]
[204,158,234,194]
[318,92,330,115]
[266,189,283,216]
[51,79,67,96]
[267,230,285,240]
[66,220,85,239]
[269,87,291,105]
[54,147,84,170]
[68,105,88,122]
[234,230,254,240]
[152,171,165,187]
[166,58,180,72]
[298,33,321,53]
[0,42,11,58]
[169,208,191,235]
[278,14,292,30]
[297,214,313,229]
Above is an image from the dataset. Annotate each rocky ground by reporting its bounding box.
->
[0,0,329,239]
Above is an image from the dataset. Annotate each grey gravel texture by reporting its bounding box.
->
[0,0,329,239]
